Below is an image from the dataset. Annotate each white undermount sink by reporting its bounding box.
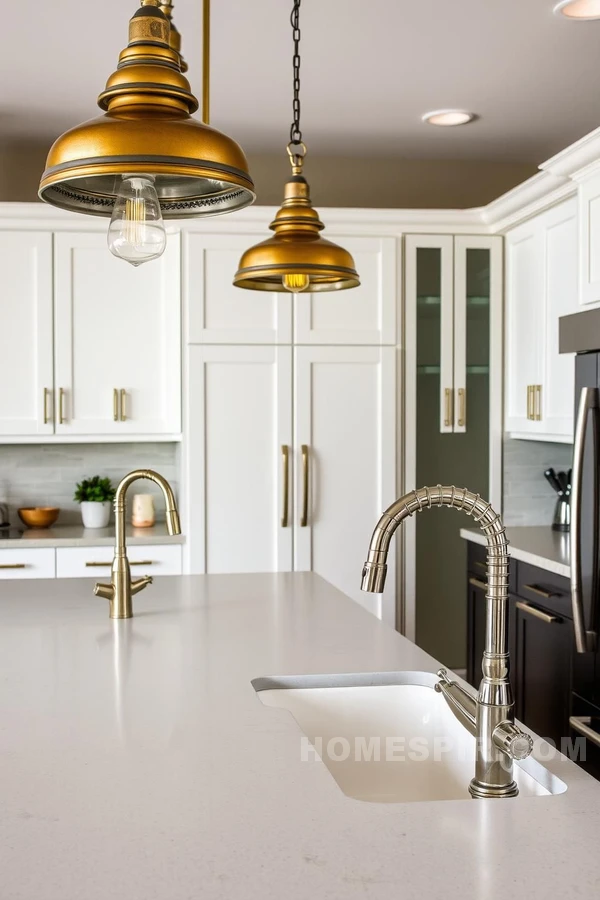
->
[253,671,567,803]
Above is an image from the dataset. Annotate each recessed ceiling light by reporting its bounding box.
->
[422,110,476,127]
[554,0,600,19]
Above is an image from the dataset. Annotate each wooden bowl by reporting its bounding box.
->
[17,507,60,529]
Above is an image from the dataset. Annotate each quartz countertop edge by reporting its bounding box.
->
[1,571,598,899]
[461,525,570,578]
[0,522,185,548]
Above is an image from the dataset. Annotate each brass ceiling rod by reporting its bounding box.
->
[203,0,210,124]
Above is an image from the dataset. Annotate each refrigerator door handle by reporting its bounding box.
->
[571,386,600,653]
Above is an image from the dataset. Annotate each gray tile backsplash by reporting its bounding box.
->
[0,443,180,526]
[503,437,573,526]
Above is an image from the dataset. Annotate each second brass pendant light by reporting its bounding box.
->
[234,0,360,293]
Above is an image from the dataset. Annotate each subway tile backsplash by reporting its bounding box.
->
[503,437,573,527]
[0,443,179,526]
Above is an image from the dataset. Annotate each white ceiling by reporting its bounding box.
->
[4,0,600,164]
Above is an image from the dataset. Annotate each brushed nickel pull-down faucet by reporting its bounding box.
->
[95,469,181,619]
[362,485,533,799]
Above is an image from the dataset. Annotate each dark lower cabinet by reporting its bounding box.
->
[467,544,573,747]
[511,595,573,746]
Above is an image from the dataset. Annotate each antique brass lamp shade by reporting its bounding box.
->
[234,160,359,292]
[234,0,359,293]
[39,0,254,218]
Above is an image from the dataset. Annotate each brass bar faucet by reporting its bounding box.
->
[94,469,181,619]
[362,485,533,799]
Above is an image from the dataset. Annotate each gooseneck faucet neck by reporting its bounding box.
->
[114,469,180,558]
[362,485,532,799]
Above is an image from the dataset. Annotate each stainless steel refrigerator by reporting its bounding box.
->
[560,309,600,776]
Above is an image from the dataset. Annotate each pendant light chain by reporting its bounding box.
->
[289,0,303,147]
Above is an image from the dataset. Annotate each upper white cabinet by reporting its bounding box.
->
[184,232,397,346]
[293,236,398,345]
[505,198,578,442]
[185,233,292,344]
[579,171,600,307]
[0,232,53,436]
[53,232,181,436]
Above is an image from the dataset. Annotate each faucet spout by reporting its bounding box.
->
[94,469,180,619]
[361,485,532,799]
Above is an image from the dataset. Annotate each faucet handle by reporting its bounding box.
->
[493,722,534,760]
[131,575,153,596]
[94,582,114,601]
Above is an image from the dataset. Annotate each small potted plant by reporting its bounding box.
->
[74,476,116,529]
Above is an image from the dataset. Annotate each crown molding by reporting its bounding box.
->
[540,125,600,180]
[481,170,576,233]
[0,200,488,235]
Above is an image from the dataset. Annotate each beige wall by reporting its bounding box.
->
[0,140,535,209]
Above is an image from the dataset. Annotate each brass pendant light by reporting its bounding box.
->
[39,0,255,264]
[234,0,359,293]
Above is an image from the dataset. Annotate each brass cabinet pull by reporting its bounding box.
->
[457,387,466,428]
[300,444,309,527]
[469,576,487,591]
[58,388,66,424]
[526,385,533,420]
[516,600,559,624]
[85,560,154,568]
[43,388,52,425]
[522,583,559,600]
[281,445,290,528]
[444,388,453,428]
[0,563,26,570]
[120,389,127,422]
[569,716,600,748]
[534,384,542,421]
[113,388,119,422]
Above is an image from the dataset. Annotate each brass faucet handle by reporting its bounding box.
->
[94,582,114,601]
[131,575,153,596]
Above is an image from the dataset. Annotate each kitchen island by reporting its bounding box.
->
[0,573,599,899]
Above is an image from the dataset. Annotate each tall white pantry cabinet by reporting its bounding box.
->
[182,230,399,622]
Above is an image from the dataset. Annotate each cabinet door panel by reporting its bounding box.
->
[185,346,292,574]
[294,237,397,345]
[513,598,572,746]
[185,233,292,344]
[543,200,577,438]
[294,346,396,622]
[579,174,600,307]
[54,232,181,435]
[505,222,543,434]
[0,232,53,436]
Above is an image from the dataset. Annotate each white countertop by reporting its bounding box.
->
[0,572,598,899]
[0,522,185,549]
[461,526,570,578]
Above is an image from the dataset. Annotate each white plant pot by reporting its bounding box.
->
[80,501,111,529]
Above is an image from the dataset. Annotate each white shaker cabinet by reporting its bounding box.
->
[579,171,600,307]
[184,233,292,344]
[293,236,398,345]
[505,198,577,442]
[293,346,397,621]
[184,232,397,346]
[184,343,396,622]
[53,231,181,436]
[0,232,53,436]
[185,345,293,574]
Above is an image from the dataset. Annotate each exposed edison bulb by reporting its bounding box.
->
[282,273,310,292]
[107,176,167,266]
